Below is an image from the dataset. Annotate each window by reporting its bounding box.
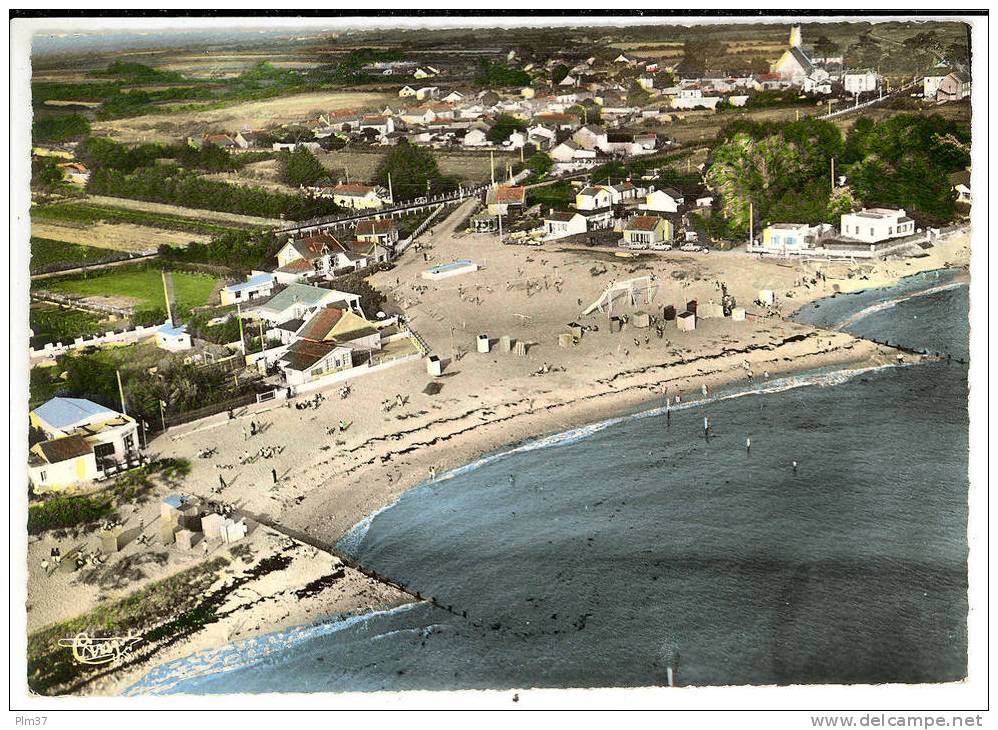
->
[94,442,116,469]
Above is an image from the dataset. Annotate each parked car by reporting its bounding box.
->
[648,242,672,251]
[679,243,706,253]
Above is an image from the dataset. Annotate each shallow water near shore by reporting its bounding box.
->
[129,271,970,694]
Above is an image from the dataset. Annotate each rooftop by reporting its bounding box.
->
[626,215,665,231]
[224,273,275,293]
[255,283,338,314]
[36,435,93,464]
[280,339,341,372]
[33,397,116,430]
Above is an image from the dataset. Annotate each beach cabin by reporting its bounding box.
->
[29,398,141,492]
[220,273,276,306]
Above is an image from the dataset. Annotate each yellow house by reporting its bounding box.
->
[622,215,673,248]
[520,87,536,99]
[29,397,141,492]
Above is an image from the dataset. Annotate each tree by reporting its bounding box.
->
[848,33,884,69]
[31,157,66,191]
[812,35,840,58]
[372,140,458,200]
[486,114,527,144]
[679,37,723,75]
[550,63,571,85]
[526,151,553,177]
[31,113,91,144]
[626,81,653,107]
[279,147,330,187]
[843,114,969,224]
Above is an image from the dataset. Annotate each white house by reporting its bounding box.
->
[463,128,489,147]
[575,186,613,210]
[752,222,833,255]
[326,183,392,209]
[544,210,588,239]
[155,322,193,352]
[572,124,608,151]
[844,71,881,95]
[399,85,417,98]
[640,188,684,214]
[442,90,464,103]
[220,272,276,306]
[550,140,596,162]
[29,398,141,492]
[840,208,916,243]
[246,283,362,326]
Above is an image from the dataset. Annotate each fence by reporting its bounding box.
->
[280,184,490,236]
[29,321,166,361]
[818,77,924,120]
[162,390,260,428]
[31,290,134,318]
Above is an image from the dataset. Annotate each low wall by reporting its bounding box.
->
[30,322,165,361]
[292,352,422,396]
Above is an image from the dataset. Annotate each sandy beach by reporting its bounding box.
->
[27,201,970,694]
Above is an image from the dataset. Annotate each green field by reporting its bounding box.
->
[33,266,221,314]
[29,236,131,274]
[32,202,246,236]
[29,302,119,349]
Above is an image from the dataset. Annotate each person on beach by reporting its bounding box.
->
[703,415,710,441]
[508,474,515,487]
[242,426,247,441]
[429,466,437,482]
[702,384,708,397]
[218,474,226,490]
[746,436,751,455]
[792,460,798,474]
[272,468,278,484]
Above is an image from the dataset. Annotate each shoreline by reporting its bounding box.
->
[38,227,969,695]
[283,328,916,550]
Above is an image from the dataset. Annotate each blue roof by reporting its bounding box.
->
[33,397,116,429]
[224,273,274,293]
[159,322,188,336]
[163,494,186,509]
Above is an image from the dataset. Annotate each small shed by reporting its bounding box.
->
[663,305,676,321]
[426,355,443,376]
[699,302,724,319]
[677,311,696,332]
[100,526,125,553]
[477,334,491,353]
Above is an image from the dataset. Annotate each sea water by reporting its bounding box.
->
[130,270,969,694]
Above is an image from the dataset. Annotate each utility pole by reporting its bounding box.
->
[748,200,754,245]
[490,150,495,186]
[387,172,393,203]
[161,270,174,326]
[159,399,167,433]
[116,369,127,415]
[236,302,246,356]
[831,158,836,193]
